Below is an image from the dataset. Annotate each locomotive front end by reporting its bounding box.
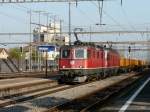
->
[59,46,88,83]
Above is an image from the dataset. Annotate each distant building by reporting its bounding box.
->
[33,23,69,45]
[24,22,70,71]
[0,48,9,59]
[32,22,69,61]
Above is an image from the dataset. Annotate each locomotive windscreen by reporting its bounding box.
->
[75,49,87,59]
[62,49,70,58]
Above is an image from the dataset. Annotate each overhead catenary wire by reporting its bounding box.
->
[0,10,27,24]
[119,3,136,31]
[76,6,96,24]
[91,1,127,30]
[11,3,75,33]
[118,2,146,43]
[11,4,29,12]
[0,0,116,3]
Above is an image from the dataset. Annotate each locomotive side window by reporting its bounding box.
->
[97,51,99,58]
[101,52,103,59]
[93,51,95,58]
[87,50,91,58]
[107,54,110,60]
[62,49,70,58]
[75,49,84,58]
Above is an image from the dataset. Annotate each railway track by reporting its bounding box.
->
[0,71,147,112]
[0,84,72,108]
[0,78,60,107]
[0,76,115,112]
[0,78,93,109]
[45,73,144,112]
[0,71,58,79]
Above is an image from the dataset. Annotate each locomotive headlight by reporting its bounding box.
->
[79,66,83,68]
[63,66,66,68]
[70,60,75,65]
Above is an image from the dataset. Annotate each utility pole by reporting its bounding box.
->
[68,1,71,45]
[43,12,51,42]
[46,13,49,32]
[39,11,41,71]
[89,26,92,42]
[34,11,44,71]
[28,10,32,72]
[146,27,150,62]
[54,15,56,44]
[60,19,63,45]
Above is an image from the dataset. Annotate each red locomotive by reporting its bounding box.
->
[58,29,120,83]
[59,43,120,83]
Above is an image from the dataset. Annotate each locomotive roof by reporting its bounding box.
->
[61,43,103,49]
[61,43,119,54]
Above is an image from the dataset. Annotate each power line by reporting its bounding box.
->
[1,30,150,35]
[76,6,96,24]
[119,3,136,31]
[11,4,29,12]
[91,1,126,30]
[0,10,27,24]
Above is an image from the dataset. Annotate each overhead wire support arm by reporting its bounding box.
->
[0,0,110,3]
[121,0,123,6]
[97,0,104,25]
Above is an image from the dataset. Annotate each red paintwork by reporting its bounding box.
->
[59,46,120,70]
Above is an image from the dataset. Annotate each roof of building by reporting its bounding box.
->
[0,48,8,54]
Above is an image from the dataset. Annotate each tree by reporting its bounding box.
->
[9,47,25,68]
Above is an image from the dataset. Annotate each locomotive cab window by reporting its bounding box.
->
[75,49,86,59]
[62,49,70,58]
